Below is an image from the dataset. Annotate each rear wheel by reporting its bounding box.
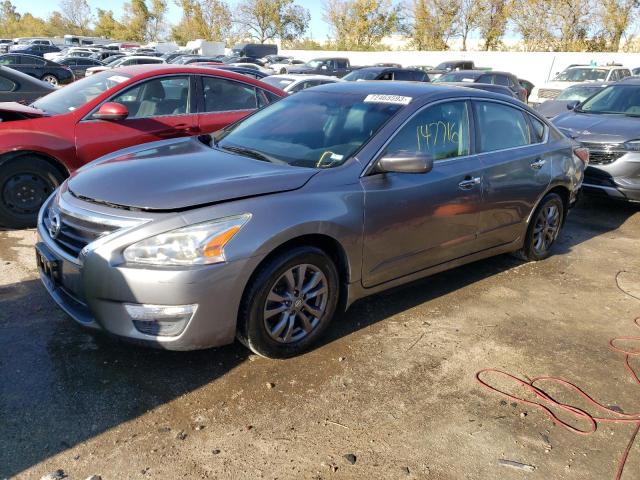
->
[237,246,339,358]
[41,74,59,86]
[0,157,65,229]
[515,193,564,261]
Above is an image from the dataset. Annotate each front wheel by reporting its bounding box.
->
[41,74,59,86]
[0,157,65,228]
[237,246,340,358]
[516,193,564,261]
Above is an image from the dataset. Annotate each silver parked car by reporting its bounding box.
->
[553,78,640,202]
[36,82,587,358]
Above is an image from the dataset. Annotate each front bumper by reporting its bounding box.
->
[36,198,261,350]
[581,152,640,203]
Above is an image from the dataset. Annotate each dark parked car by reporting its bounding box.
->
[536,82,609,119]
[553,79,640,202]
[436,82,517,98]
[58,57,104,79]
[343,67,429,82]
[0,39,14,53]
[287,57,353,77]
[519,78,535,100]
[35,82,585,358]
[9,43,60,57]
[435,70,528,102]
[0,65,285,228]
[179,56,224,65]
[0,65,55,103]
[0,54,74,86]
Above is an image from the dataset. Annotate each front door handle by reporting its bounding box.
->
[458,177,481,190]
[530,158,546,170]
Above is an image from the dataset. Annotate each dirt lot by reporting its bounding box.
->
[1,196,639,480]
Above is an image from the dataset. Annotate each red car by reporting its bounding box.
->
[0,64,285,228]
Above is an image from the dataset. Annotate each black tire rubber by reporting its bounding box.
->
[0,156,65,229]
[237,246,340,359]
[515,192,564,262]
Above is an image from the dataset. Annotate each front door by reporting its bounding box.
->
[472,100,552,249]
[361,100,484,288]
[75,75,196,164]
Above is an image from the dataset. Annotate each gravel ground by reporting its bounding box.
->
[1,196,639,480]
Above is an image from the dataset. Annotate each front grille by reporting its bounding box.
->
[538,88,561,99]
[581,142,625,166]
[44,207,119,258]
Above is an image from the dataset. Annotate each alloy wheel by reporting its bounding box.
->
[532,204,560,255]
[263,263,328,344]
[42,75,59,86]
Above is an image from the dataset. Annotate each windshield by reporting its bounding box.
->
[306,59,326,68]
[261,77,295,89]
[556,85,603,101]
[216,91,404,168]
[434,72,477,83]
[343,70,380,81]
[31,70,132,115]
[554,68,608,82]
[578,85,640,115]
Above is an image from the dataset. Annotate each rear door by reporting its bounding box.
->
[472,100,552,249]
[18,55,45,78]
[361,100,484,287]
[196,75,272,134]
[75,75,196,164]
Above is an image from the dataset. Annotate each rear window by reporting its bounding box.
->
[475,101,532,152]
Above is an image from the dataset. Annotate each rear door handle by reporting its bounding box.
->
[530,158,546,170]
[458,177,481,190]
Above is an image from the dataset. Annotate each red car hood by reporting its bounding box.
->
[0,102,46,119]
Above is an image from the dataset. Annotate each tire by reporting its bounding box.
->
[237,246,340,358]
[279,68,287,74]
[515,193,564,261]
[0,156,65,229]
[41,74,59,86]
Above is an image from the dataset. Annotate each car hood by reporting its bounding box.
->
[552,112,640,143]
[67,137,319,211]
[535,100,569,119]
[0,102,46,119]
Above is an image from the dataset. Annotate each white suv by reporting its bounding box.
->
[529,66,631,106]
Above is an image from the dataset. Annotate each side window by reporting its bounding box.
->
[379,71,393,80]
[202,76,258,112]
[475,101,532,152]
[477,74,493,84]
[493,75,511,86]
[393,70,413,81]
[336,59,348,69]
[111,76,191,118]
[609,70,620,81]
[384,101,470,161]
[528,115,546,143]
[0,56,17,65]
[0,76,15,91]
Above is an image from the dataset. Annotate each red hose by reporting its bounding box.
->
[476,317,640,480]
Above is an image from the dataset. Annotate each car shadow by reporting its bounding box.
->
[0,195,637,477]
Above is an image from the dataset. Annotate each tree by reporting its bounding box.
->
[323,0,400,50]
[477,0,509,50]
[404,0,458,50]
[0,0,21,37]
[235,0,309,44]
[510,0,555,51]
[172,0,233,43]
[58,0,93,35]
[457,0,480,51]
[120,0,151,42]
[95,8,126,39]
[597,0,639,51]
[147,0,167,41]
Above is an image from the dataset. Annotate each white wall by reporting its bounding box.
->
[279,49,640,86]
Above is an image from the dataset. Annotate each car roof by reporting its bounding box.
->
[111,64,286,94]
[311,80,517,103]
[618,77,640,85]
[450,70,512,76]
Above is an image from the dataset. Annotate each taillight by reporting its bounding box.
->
[574,147,589,165]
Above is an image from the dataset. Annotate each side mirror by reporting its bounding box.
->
[377,152,434,174]
[566,100,580,110]
[93,102,128,121]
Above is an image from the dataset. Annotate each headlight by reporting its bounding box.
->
[123,214,251,266]
[623,140,640,151]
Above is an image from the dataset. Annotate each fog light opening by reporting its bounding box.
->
[125,303,197,337]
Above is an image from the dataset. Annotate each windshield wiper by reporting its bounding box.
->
[220,145,277,163]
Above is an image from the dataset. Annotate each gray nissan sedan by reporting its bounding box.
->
[36,82,587,358]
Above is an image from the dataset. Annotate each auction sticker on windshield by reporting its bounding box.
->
[364,94,412,105]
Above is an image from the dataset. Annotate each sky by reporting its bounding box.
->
[8,0,332,39]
